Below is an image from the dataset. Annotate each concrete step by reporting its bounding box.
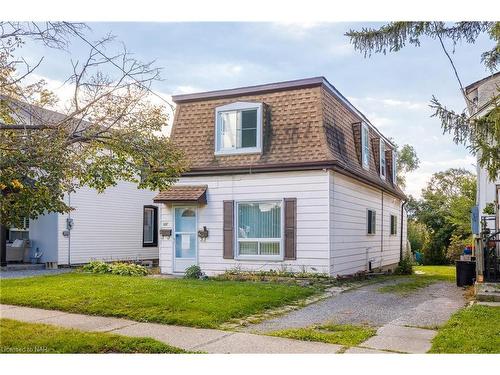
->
[475,282,500,302]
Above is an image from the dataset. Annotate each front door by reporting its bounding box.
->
[173,207,197,273]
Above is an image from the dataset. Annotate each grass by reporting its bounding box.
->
[378,265,456,296]
[413,265,456,282]
[429,305,500,353]
[268,323,376,347]
[0,273,316,328]
[378,278,434,295]
[0,319,187,353]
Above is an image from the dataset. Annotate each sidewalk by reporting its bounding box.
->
[0,304,341,354]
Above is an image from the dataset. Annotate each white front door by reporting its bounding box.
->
[173,206,197,273]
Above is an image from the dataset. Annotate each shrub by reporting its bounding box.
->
[81,261,148,276]
[394,250,414,275]
[184,265,203,279]
[446,234,472,262]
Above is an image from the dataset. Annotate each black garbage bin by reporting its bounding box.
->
[455,260,476,287]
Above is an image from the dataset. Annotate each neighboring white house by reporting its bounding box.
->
[465,72,500,281]
[154,77,407,276]
[4,101,160,266]
[28,183,159,266]
[465,72,500,221]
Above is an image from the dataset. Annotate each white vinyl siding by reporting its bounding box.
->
[159,170,331,275]
[57,182,159,265]
[330,173,405,276]
[361,123,370,169]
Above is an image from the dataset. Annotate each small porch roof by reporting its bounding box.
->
[153,185,208,205]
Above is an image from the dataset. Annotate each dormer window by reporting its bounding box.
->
[215,102,263,155]
[361,123,370,169]
[380,141,386,179]
[392,151,397,184]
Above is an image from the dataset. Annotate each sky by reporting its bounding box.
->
[17,22,496,197]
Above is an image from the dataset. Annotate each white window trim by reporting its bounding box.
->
[380,140,386,180]
[367,209,377,235]
[214,101,263,156]
[361,122,370,170]
[235,199,284,261]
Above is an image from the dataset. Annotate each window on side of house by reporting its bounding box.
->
[367,209,376,235]
[390,215,398,235]
[361,123,370,169]
[215,102,262,155]
[236,201,282,258]
[143,206,158,247]
[380,141,386,179]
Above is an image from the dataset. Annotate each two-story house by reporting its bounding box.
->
[465,72,500,282]
[154,77,407,276]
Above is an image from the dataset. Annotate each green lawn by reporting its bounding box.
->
[0,319,187,353]
[414,265,456,282]
[0,273,316,328]
[430,305,500,353]
[378,265,456,296]
[269,323,376,347]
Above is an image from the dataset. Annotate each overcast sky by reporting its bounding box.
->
[18,22,496,197]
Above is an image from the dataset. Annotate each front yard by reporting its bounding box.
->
[0,273,317,328]
[0,319,187,353]
[430,304,500,353]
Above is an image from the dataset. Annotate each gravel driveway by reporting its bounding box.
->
[244,278,466,333]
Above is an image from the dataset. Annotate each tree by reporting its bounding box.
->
[413,168,476,264]
[395,144,420,189]
[346,22,500,180]
[0,22,186,231]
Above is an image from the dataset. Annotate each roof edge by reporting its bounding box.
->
[180,161,406,200]
[172,77,325,103]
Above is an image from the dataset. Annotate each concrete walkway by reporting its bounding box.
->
[0,304,341,353]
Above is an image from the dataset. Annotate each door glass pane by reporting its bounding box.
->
[220,111,237,149]
[174,208,196,233]
[175,233,196,258]
[238,202,281,239]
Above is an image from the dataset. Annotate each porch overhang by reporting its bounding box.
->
[153,185,208,205]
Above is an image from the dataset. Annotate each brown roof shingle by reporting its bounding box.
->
[170,77,405,199]
[153,185,207,204]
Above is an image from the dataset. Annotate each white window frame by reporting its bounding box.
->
[390,215,398,236]
[392,151,397,184]
[380,140,386,180]
[214,101,263,156]
[235,199,284,261]
[361,123,370,170]
[367,209,376,235]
